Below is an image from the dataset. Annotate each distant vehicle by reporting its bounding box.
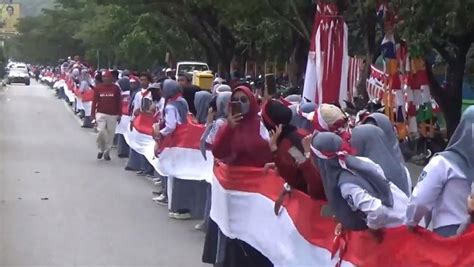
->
[7,64,30,85]
[176,61,209,77]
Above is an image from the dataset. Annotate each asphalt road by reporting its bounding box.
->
[0,82,208,267]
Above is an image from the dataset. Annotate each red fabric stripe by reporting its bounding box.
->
[132,113,155,136]
[158,116,205,152]
[214,163,474,267]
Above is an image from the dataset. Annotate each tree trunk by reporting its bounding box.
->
[356,12,377,106]
[427,41,471,137]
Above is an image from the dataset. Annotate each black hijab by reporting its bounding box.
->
[262,99,304,152]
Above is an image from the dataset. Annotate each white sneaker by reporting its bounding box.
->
[153,194,168,206]
[169,212,191,220]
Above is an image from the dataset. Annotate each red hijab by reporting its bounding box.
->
[212,86,272,167]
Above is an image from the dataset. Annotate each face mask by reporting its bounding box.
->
[240,101,250,115]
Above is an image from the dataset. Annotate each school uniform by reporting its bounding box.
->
[312,132,407,231]
[406,106,474,237]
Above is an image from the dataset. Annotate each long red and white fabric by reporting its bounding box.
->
[211,163,474,267]
[115,91,131,135]
[303,2,349,107]
[156,116,213,182]
[63,76,76,103]
[123,113,213,183]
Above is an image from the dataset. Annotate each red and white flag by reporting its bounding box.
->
[211,163,474,267]
[157,117,213,182]
[303,3,349,107]
[123,113,213,183]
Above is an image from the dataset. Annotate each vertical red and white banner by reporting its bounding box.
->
[303,2,349,107]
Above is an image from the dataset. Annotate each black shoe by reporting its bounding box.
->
[97,152,103,159]
[124,166,136,171]
[104,152,111,161]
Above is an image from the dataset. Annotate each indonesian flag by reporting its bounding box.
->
[157,117,213,182]
[303,2,349,107]
[123,113,214,183]
[63,77,76,103]
[212,163,474,267]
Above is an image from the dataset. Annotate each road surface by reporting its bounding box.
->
[0,82,208,267]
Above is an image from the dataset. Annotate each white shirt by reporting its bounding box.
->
[79,80,90,93]
[160,104,183,137]
[406,155,472,230]
[206,118,226,145]
[131,89,150,119]
[341,183,408,230]
[340,157,408,230]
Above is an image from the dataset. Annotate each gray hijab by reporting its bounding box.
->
[285,94,302,104]
[163,79,188,123]
[200,92,232,160]
[290,103,316,131]
[194,91,213,124]
[163,79,182,100]
[439,106,474,179]
[351,124,410,195]
[312,132,393,230]
[216,92,232,118]
[365,113,405,163]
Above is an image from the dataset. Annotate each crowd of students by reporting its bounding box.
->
[43,57,474,266]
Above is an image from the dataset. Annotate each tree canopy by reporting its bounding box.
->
[5,0,474,133]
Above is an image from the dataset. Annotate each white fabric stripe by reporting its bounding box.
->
[303,52,318,103]
[123,126,213,182]
[64,84,76,102]
[316,22,323,105]
[317,106,329,130]
[339,22,349,108]
[115,115,131,134]
[210,175,355,267]
[158,147,213,182]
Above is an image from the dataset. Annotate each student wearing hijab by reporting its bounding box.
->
[125,73,156,174]
[213,84,231,95]
[406,106,474,237]
[311,132,408,232]
[290,102,317,132]
[212,85,272,167]
[363,113,412,193]
[262,99,325,200]
[312,103,349,137]
[206,85,273,267]
[351,124,411,196]
[364,113,405,162]
[194,91,213,124]
[152,80,194,220]
[202,92,232,148]
[165,86,209,221]
[79,69,94,128]
[197,92,232,232]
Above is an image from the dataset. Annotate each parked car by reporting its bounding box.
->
[176,61,209,77]
[7,64,30,85]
